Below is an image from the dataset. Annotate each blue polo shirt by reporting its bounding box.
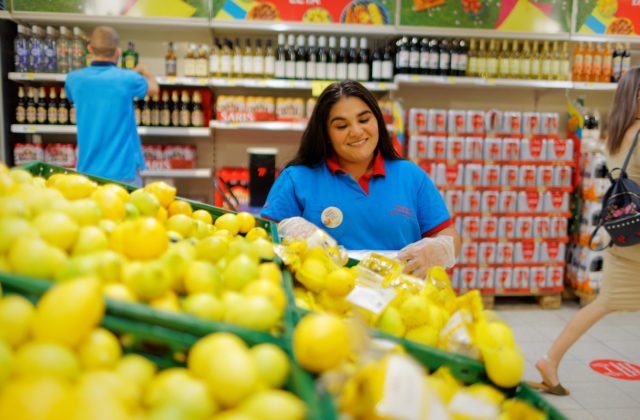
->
[261,154,452,250]
[65,62,147,181]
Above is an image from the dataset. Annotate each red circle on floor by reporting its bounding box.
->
[590,359,640,380]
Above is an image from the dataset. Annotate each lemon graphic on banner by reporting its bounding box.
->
[125,0,197,17]
[497,0,560,33]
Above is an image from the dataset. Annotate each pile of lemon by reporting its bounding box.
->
[0,279,306,419]
[0,164,285,333]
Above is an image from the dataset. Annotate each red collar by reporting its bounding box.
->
[326,151,386,177]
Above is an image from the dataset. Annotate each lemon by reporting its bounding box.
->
[215,213,240,235]
[483,346,524,388]
[100,183,130,202]
[250,343,290,389]
[145,371,218,418]
[116,354,157,391]
[317,291,350,315]
[236,212,256,234]
[9,237,68,279]
[184,260,223,295]
[376,306,406,337]
[9,168,33,184]
[32,210,79,251]
[124,202,141,219]
[293,313,350,373]
[13,341,80,381]
[187,333,247,379]
[192,209,213,225]
[238,390,307,420]
[129,189,161,217]
[71,225,109,256]
[0,196,30,218]
[245,226,269,241]
[67,198,103,226]
[91,188,126,221]
[250,237,275,260]
[144,181,176,208]
[475,321,516,350]
[0,340,13,387]
[202,344,259,408]
[0,376,70,420]
[195,235,229,263]
[121,217,169,260]
[295,257,327,293]
[166,214,195,238]
[53,174,98,199]
[149,291,181,312]
[192,219,215,239]
[77,370,140,413]
[399,295,430,329]
[465,383,506,405]
[103,283,137,302]
[0,171,15,195]
[77,328,122,370]
[258,262,282,284]
[156,206,168,224]
[325,267,356,297]
[405,324,439,346]
[243,279,287,311]
[168,199,193,217]
[31,278,105,348]
[122,260,172,301]
[213,228,235,243]
[0,217,37,254]
[223,254,260,291]
[225,295,281,332]
[48,381,131,419]
[182,293,224,321]
[0,295,35,347]
[161,241,196,290]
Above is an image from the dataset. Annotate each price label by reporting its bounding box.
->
[165,76,176,84]
[26,125,37,133]
[311,80,335,97]
[24,73,35,80]
[411,74,420,81]
[230,121,238,128]
[378,82,386,89]
[228,78,237,86]
[487,78,496,85]
[447,76,457,84]
[197,77,207,85]
[347,284,396,315]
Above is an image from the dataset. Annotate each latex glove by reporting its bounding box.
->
[277,217,320,241]
[397,236,456,279]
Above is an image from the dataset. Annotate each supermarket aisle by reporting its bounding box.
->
[497,303,640,420]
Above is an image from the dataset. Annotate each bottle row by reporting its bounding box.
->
[14,24,140,74]
[451,265,565,292]
[14,86,209,128]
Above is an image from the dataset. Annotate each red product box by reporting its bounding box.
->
[523,112,540,136]
[480,216,498,238]
[555,166,573,187]
[541,113,559,134]
[515,216,534,238]
[530,267,547,288]
[445,191,463,213]
[502,138,521,161]
[520,137,547,161]
[517,191,544,213]
[545,191,570,212]
[500,165,519,186]
[481,191,500,213]
[501,111,522,134]
[482,164,501,187]
[428,109,448,133]
[512,267,530,289]
[463,163,482,186]
[499,191,518,213]
[460,268,478,289]
[518,165,538,187]
[477,268,495,290]
[498,217,517,238]
[547,138,574,162]
[495,267,512,289]
[483,138,502,161]
[462,216,481,238]
[408,135,428,159]
[448,110,467,134]
[409,108,428,133]
[446,136,465,160]
[484,109,503,133]
[460,243,479,264]
[496,243,514,263]
[464,137,484,160]
[539,242,566,263]
[466,110,485,135]
[450,269,461,290]
[537,165,555,186]
[514,241,539,263]
[534,216,552,238]
[435,163,464,187]
[550,217,568,238]
[478,243,497,263]
[546,266,564,288]
[464,191,482,213]
[428,136,447,159]
[420,161,437,179]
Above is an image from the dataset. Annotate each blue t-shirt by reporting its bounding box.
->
[65,62,147,181]
[261,158,452,250]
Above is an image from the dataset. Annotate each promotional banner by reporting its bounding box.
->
[212,0,395,25]
[12,0,209,18]
[399,0,571,33]
[576,0,639,36]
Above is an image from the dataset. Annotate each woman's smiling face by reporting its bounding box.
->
[327,96,379,168]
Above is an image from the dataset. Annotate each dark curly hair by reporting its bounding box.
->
[287,80,401,167]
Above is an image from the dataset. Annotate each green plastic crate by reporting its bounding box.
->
[18,161,279,240]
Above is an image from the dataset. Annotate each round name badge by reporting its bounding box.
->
[321,206,343,229]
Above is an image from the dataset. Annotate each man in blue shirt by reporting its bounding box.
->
[65,26,159,185]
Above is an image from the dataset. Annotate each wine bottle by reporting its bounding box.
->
[371,41,382,81]
[381,41,394,81]
[242,38,253,78]
[26,87,37,124]
[285,34,297,79]
[233,38,243,78]
[337,36,348,80]
[150,93,160,126]
[58,88,69,125]
[160,91,171,127]
[264,39,275,78]
[179,90,191,127]
[306,35,317,80]
[295,35,306,80]
[357,37,369,81]
[419,38,429,76]
[327,36,338,80]
[439,38,451,76]
[316,36,328,80]
[16,86,26,123]
[165,41,177,76]
[253,39,265,78]
[47,87,58,124]
[141,95,151,126]
[428,38,439,75]
[409,37,420,75]
[36,86,47,124]
[220,38,232,78]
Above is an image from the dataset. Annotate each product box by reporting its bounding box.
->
[276,98,304,121]
[428,109,448,133]
[420,161,437,179]
[483,138,502,161]
[498,217,516,238]
[554,166,573,187]
[496,243,514,263]
[547,138,574,162]
[482,164,501,187]
[460,268,478,290]
[546,266,564,289]
[409,108,428,133]
[446,136,465,160]
[500,165,519,186]
[495,267,512,289]
[484,109,503,133]
[477,268,495,290]
[448,110,466,134]
[518,165,538,187]
[540,242,566,263]
[501,111,522,135]
[517,191,544,213]
[428,136,447,160]
[461,216,481,238]
[545,191,570,213]
[478,243,497,263]
[450,269,461,290]
[534,216,551,238]
[480,216,498,238]
[537,166,555,186]
[515,216,534,238]
[460,243,479,264]
[463,163,482,186]
[541,113,559,134]
[455,217,463,235]
[550,217,568,238]
[466,110,485,135]
[435,163,464,187]
[13,143,44,165]
[44,143,76,168]
[464,191,482,213]
[498,191,518,213]
[445,191,463,213]
[530,267,547,288]
[522,112,540,136]
[408,135,429,159]
[481,191,500,213]
[514,241,539,263]
[511,267,530,289]
[520,137,547,161]
[464,137,484,160]
[502,138,520,161]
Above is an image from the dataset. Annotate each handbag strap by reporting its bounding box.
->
[620,128,640,176]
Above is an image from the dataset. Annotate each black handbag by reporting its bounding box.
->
[589,128,640,249]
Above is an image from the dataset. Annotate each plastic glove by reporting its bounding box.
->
[397,235,456,279]
[277,217,320,241]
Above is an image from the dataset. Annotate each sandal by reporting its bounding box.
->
[525,380,570,396]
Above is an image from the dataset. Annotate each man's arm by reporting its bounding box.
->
[134,65,159,97]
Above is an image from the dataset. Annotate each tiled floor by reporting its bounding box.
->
[496,302,640,420]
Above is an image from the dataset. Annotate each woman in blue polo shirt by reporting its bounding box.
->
[261,80,460,277]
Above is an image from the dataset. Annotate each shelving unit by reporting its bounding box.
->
[210,120,307,131]
[11,124,210,137]
[141,168,211,178]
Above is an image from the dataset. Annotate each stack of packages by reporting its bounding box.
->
[407,108,575,295]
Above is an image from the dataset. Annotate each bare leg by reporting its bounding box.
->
[536,300,613,388]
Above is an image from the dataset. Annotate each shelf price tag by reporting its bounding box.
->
[228,78,237,86]
[411,75,420,81]
[26,126,37,133]
[24,73,35,80]
[447,76,456,84]
[311,80,335,97]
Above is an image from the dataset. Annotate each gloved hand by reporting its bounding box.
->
[397,235,456,279]
[277,217,321,241]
